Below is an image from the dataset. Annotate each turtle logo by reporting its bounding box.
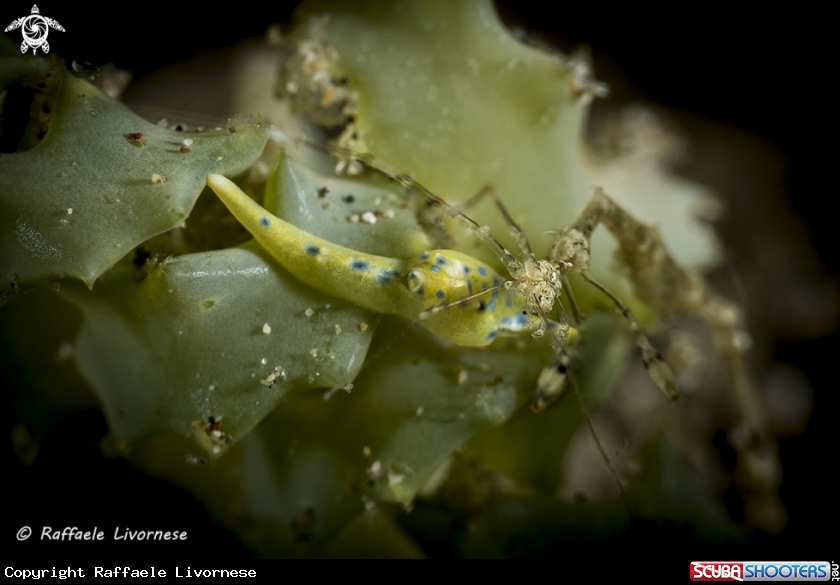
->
[5,5,65,55]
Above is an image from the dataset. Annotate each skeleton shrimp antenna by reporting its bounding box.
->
[570,374,631,515]
[296,138,524,276]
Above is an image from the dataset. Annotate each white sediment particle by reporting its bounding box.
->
[262,323,271,334]
[361,211,377,224]
[183,138,193,146]
[260,357,267,365]
[67,208,73,215]
[261,375,273,387]
[151,173,165,183]
[304,307,315,317]
[457,367,469,385]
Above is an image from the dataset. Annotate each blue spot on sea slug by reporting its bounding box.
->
[375,267,401,285]
[350,259,372,272]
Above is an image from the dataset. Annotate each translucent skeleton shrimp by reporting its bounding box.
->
[260,140,687,403]
[208,138,782,525]
[207,146,677,413]
[293,142,783,526]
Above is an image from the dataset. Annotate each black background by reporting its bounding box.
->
[5,0,836,564]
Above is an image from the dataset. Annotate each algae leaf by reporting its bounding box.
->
[57,242,375,451]
[0,60,269,291]
[36,149,436,452]
[125,315,551,553]
[281,0,719,299]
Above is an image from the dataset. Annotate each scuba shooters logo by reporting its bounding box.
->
[5,5,65,54]
[690,562,833,581]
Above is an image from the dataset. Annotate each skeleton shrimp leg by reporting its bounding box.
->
[550,187,783,527]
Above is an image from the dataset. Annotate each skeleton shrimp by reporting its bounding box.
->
[206,137,783,529]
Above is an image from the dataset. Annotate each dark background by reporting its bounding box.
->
[5,0,836,563]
